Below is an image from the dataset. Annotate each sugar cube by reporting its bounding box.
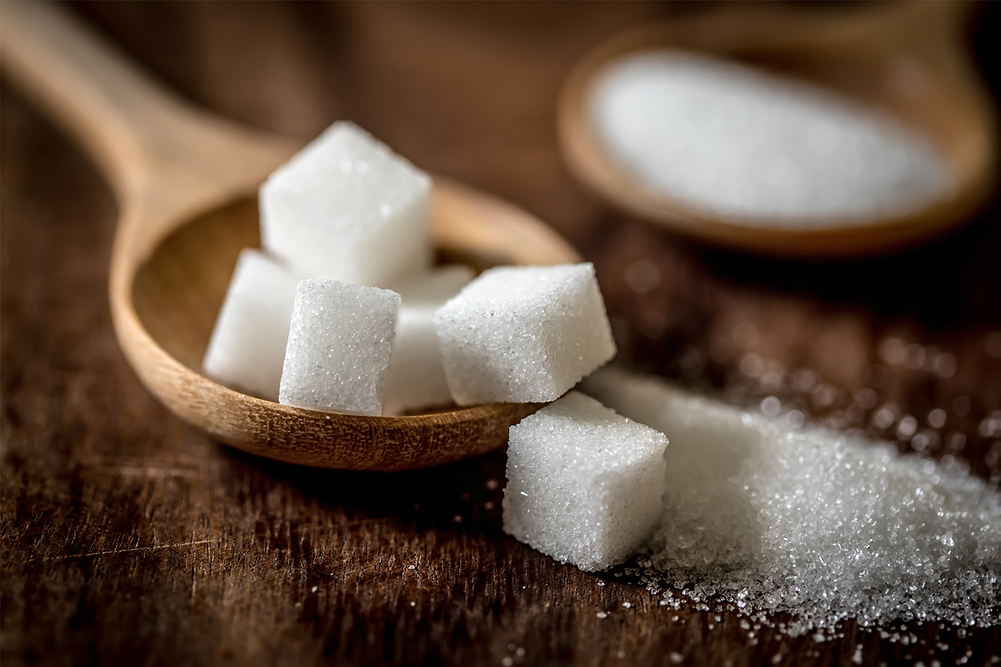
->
[202,248,301,401]
[259,121,432,286]
[382,265,474,415]
[503,391,668,571]
[278,279,400,415]
[433,263,616,405]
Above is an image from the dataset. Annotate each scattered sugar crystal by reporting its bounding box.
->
[260,121,431,286]
[382,265,474,415]
[434,263,616,405]
[278,279,399,415]
[590,52,953,226]
[503,391,667,572]
[581,367,1001,632]
[203,248,302,401]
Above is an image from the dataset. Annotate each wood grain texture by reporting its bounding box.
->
[3,2,1000,665]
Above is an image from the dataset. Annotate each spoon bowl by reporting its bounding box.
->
[0,2,580,471]
[559,1,997,257]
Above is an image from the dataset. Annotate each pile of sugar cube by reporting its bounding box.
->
[202,122,688,577]
[203,121,618,415]
[203,121,676,573]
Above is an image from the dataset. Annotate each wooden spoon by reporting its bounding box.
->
[559,1,997,258]
[0,2,580,471]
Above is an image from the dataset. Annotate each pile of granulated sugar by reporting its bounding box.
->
[590,51,954,226]
[581,368,1001,634]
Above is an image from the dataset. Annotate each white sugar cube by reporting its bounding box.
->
[278,279,400,415]
[503,391,668,571]
[202,248,301,401]
[260,121,432,286]
[382,265,474,415]
[433,263,616,405]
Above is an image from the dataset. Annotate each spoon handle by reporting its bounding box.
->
[0,2,298,252]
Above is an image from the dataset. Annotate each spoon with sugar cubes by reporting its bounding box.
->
[559,1,997,257]
[0,2,606,471]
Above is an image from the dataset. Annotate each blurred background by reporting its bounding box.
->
[2,2,999,665]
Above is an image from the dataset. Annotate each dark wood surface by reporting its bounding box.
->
[2,3,1000,665]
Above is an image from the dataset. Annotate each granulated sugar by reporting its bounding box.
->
[581,367,1001,633]
[590,51,953,226]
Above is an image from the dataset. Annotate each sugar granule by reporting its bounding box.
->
[581,367,1001,633]
[590,51,953,227]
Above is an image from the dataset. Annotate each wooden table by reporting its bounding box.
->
[3,3,999,664]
